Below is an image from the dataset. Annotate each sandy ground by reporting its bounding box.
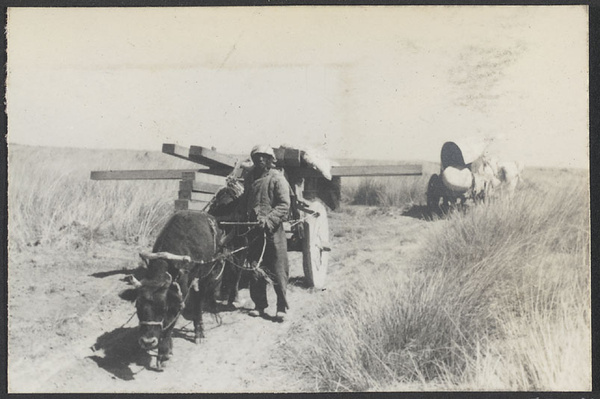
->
[7,206,429,393]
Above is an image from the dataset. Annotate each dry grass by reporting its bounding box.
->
[8,144,199,251]
[339,159,437,208]
[286,167,590,391]
[342,175,429,207]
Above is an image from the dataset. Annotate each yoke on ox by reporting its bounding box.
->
[120,210,228,370]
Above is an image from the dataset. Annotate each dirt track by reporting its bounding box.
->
[8,206,429,393]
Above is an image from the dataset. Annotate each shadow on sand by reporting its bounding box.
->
[401,205,437,221]
[171,324,198,343]
[89,268,136,279]
[88,327,153,380]
[289,276,311,289]
[215,301,243,313]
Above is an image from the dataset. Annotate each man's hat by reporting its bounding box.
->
[250,145,276,160]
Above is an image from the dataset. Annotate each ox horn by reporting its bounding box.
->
[139,251,192,263]
[124,274,143,288]
[139,253,149,269]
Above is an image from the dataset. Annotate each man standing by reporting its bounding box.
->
[239,144,291,322]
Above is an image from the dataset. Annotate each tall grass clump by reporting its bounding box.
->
[344,176,428,207]
[286,169,590,391]
[8,145,199,251]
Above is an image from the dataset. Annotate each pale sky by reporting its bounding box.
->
[6,6,589,168]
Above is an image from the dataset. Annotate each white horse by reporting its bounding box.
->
[470,156,523,199]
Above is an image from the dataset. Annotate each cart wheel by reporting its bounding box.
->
[302,200,330,289]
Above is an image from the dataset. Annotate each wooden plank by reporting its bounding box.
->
[181,172,227,185]
[285,164,422,178]
[161,144,191,161]
[179,180,223,194]
[176,166,233,177]
[174,199,210,211]
[189,146,238,169]
[91,169,200,180]
[178,191,215,202]
[330,164,422,177]
[162,143,237,171]
[206,167,234,177]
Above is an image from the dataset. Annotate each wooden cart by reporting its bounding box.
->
[91,144,422,289]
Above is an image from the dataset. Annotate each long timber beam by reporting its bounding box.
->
[162,143,238,169]
[290,164,423,178]
[331,164,422,177]
[91,168,232,180]
[189,146,238,169]
[161,144,192,161]
[90,169,201,180]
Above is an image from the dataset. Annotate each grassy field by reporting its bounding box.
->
[8,144,198,251]
[286,167,590,391]
[7,144,590,391]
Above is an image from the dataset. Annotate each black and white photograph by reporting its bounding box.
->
[6,5,591,392]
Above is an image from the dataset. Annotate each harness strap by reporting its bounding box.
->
[160,253,228,332]
[208,217,218,254]
[140,320,164,326]
[136,225,258,332]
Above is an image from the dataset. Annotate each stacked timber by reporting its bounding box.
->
[175,172,228,211]
[162,144,237,211]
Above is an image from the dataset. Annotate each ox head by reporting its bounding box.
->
[120,259,184,350]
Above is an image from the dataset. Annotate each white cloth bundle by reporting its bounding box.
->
[442,166,473,193]
[301,148,333,180]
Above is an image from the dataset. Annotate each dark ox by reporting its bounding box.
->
[120,210,226,369]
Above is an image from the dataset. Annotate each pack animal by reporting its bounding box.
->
[427,141,524,215]
[120,210,227,369]
[494,160,523,196]
[470,156,523,199]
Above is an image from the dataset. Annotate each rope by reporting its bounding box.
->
[218,222,261,226]
[225,230,266,272]
[252,231,274,284]
[214,260,226,280]
[257,230,267,268]
[125,243,242,332]
[237,227,257,237]
[161,278,194,331]
[177,242,250,267]
[121,310,138,328]
[127,223,271,332]
[161,247,236,331]
[287,212,320,228]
